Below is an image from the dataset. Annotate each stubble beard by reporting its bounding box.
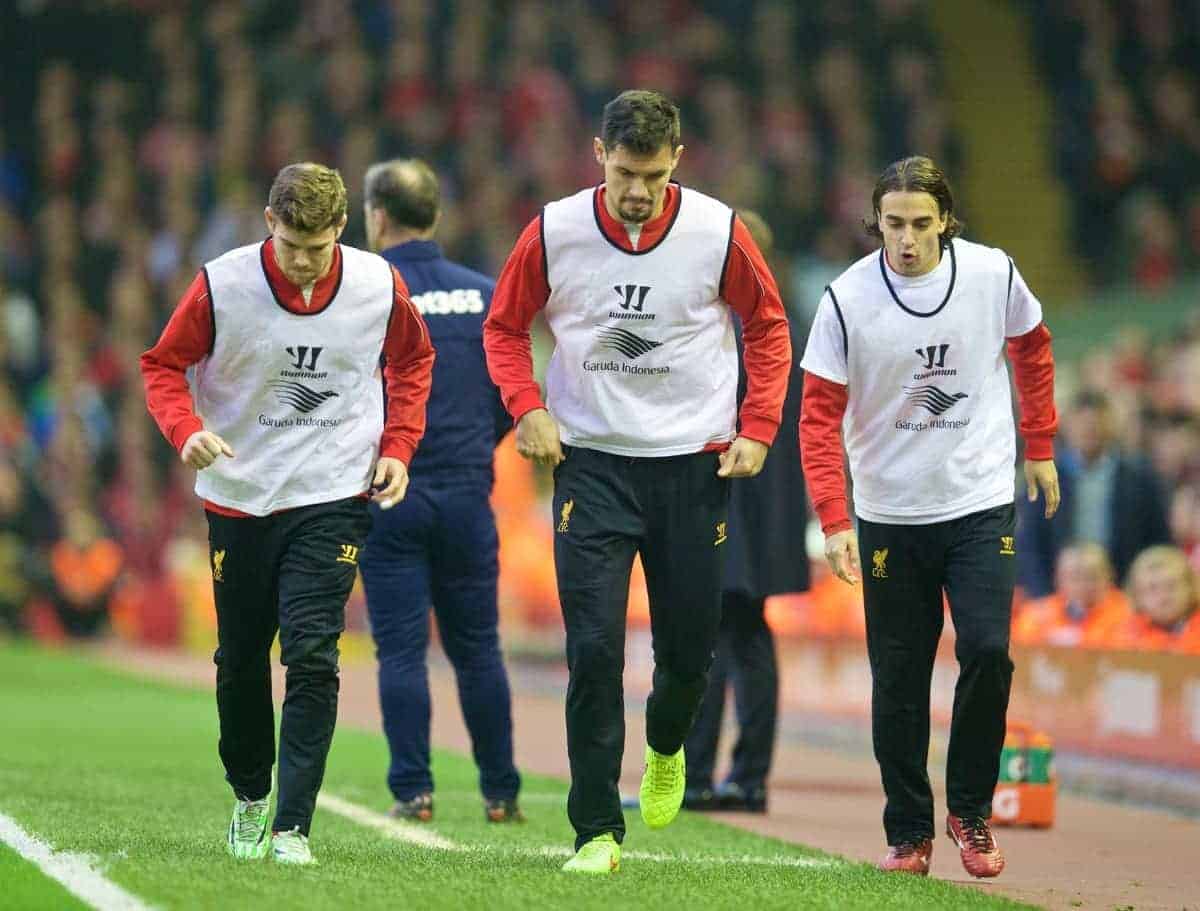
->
[619,201,653,224]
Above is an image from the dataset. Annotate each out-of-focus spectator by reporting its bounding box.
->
[1011,543,1131,648]
[1149,412,1200,489]
[1110,546,1200,654]
[0,273,42,389]
[1017,389,1171,596]
[48,507,123,638]
[1170,485,1200,573]
[0,458,33,633]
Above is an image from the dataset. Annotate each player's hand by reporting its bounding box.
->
[372,457,409,510]
[825,529,861,585]
[516,408,564,467]
[181,430,235,470]
[1024,458,1060,519]
[717,437,768,478]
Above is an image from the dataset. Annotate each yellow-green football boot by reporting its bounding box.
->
[561,832,621,874]
[639,745,685,829]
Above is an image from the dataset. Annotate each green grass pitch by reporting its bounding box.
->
[0,641,1033,910]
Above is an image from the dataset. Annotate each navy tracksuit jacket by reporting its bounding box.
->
[359,240,520,802]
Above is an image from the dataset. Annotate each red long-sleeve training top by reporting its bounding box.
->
[482,184,793,446]
[140,239,435,516]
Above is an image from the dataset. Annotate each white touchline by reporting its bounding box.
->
[0,812,156,911]
[316,793,460,850]
[506,845,836,868]
[320,794,838,869]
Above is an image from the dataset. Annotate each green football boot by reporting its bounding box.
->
[561,833,621,874]
[640,745,685,830]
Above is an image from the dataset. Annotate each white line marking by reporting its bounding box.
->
[316,793,460,850]
[319,794,838,869]
[0,812,156,911]
[515,844,834,868]
[411,790,567,805]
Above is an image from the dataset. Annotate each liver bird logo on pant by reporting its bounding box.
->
[872,548,889,579]
[558,499,574,533]
[556,499,576,535]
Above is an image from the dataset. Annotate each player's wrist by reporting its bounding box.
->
[380,440,416,464]
[814,496,851,535]
[1023,436,1055,461]
[172,417,205,453]
[509,389,546,424]
[737,415,779,447]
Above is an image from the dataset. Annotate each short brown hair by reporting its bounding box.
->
[268,162,348,232]
[364,159,441,232]
[864,156,964,241]
[601,90,681,154]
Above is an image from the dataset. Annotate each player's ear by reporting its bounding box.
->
[593,137,606,166]
[333,214,348,240]
[670,144,685,170]
[264,207,276,234]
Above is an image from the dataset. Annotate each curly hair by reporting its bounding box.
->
[864,156,964,241]
[268,162,348,233]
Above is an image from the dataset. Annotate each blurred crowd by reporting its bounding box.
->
[0,0,958,642]
[0,0,1195,656]
[1027,0,1200,291]
[1006,314,1200,655]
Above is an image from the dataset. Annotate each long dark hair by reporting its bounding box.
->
[864,156,964,240]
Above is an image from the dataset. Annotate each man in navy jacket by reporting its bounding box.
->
[360,158,522,822]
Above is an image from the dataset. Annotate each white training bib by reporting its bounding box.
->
[541,185,738,457]
[192,242,394,515]
[800,238,1044,524]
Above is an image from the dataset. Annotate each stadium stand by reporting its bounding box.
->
[0,0,1196,657]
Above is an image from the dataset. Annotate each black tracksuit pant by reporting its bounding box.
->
[684,591,778,792]
[207,496,370,836]
[857,503,1017,845]
[552,446,730,850]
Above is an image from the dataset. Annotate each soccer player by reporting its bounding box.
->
[683,210,809,815]
[801,154,1056,878]
[359,158,523,824]
[800,156,1059,879]
[484,90,792,873]
[140,163,434,865]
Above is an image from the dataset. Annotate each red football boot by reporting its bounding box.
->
[946,814,1005,878]
[878,838,933,875]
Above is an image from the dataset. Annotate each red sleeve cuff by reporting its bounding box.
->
[738,414,780,447]
[1023,436,1055,461]
[170,416,204,453]
[815,496,851,535]
[507,388,545,423]
[380,441,416,465]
